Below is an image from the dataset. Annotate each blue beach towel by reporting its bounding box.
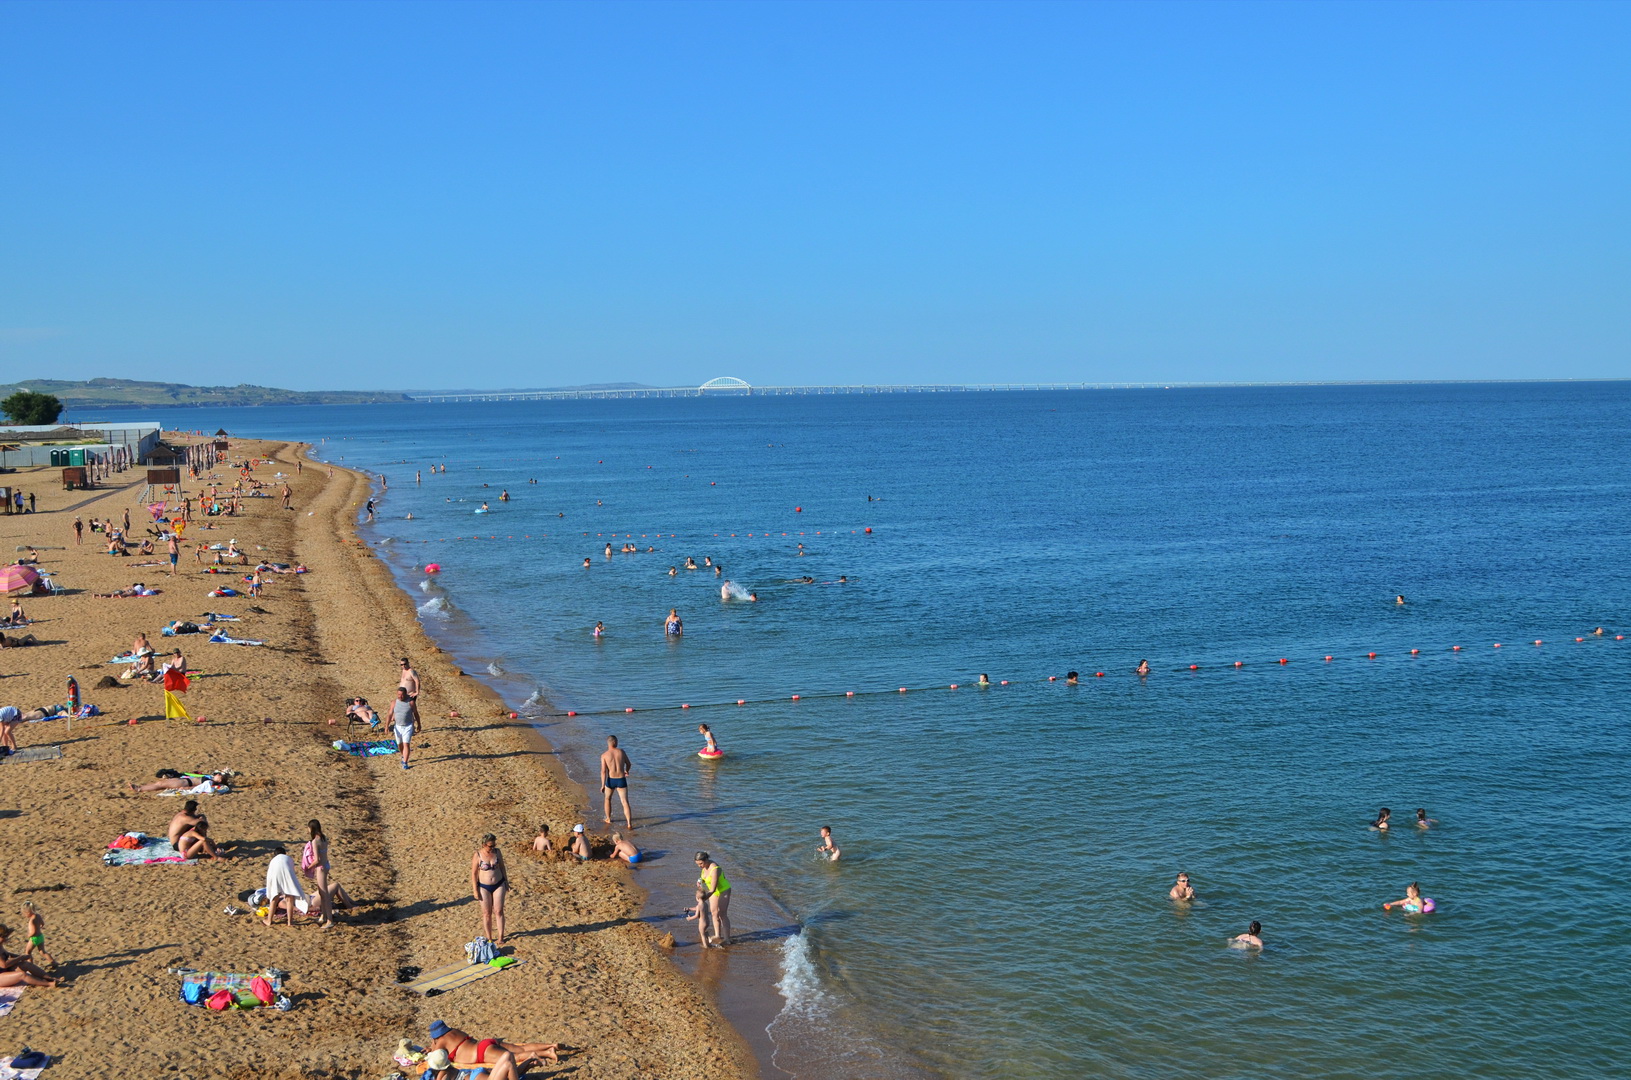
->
[332,739,399,757]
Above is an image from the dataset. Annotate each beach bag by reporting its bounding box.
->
[206,989,234,1010]
[465,937,498,964]
[300,840,319,875]
[249,975,275,1005]
[182,981,205,1005]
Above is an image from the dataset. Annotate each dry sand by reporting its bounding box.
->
[0,439,754,1079]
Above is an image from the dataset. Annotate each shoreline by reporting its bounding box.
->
[354,465,798,1080]
[0,438,754,1078]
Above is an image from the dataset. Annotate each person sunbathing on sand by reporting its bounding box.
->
[131,772,227,794]
[0,631,40,649]
[176,817,227,860]
[0,925,61,988]
[427,1020,562,1069]
[167,800,204,846]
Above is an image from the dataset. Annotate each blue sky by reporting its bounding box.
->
[2,0,1627,390]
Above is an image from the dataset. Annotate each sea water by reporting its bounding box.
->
[96,384,1631,1079]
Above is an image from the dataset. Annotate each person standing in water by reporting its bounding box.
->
[1169,873,1195,901]
[600,735,634,829]
[1230,921,1263,948]
[816,826,841,861]
[593,621,604,639]
[692,852,732,947]
[1372,807,1391,831]
[1415,808,1436,829]
[665,609,683,637]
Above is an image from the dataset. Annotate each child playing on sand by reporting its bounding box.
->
[21,902,55,969]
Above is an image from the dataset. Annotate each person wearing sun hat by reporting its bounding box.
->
[425,1019,559,1075]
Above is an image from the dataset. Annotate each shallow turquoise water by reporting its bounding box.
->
[102,384,1631,1078]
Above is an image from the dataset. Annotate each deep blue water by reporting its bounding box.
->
[93,384,1631,1079]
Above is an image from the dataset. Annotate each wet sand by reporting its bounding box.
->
[0,439,753,1078]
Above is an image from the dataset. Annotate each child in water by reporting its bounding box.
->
[698,724,720,755]
[1383,882,1436,913]
[1415,808,1435,829]
[816,826,841,861]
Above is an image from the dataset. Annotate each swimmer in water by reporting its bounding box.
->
[800,576,815,584]
[665,609,683,637]
[1372,807,1391,831]
[1066,671,1079,685]
[747,592,758,602]
[583,558,591,569]
[977,673,991,686]
[1135,659,1150,676]
[480,502,489,511]
[1396,595,1406,604]
[816,825,840,861]
[685,557,697,570]
[1592,626,1606,635]
[405,513,413,519]
[721,582,733,600]
[714,565,722,577]
[704,557,712,567]
[1169,873,1195,901]
[593,621,604,639]
[1230,921,1263,948]
[1415,808,1435,829]
[604,544,613,557]
[499,490,509,501]
[668,566,678,576]
[837,575,848,583]
[698,724,719,754]
[1383,882,1435,913]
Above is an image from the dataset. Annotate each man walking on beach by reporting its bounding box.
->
[399,657,420,701]
[392,687,421,770]
[166,532,179,576]
[600,735,634,830]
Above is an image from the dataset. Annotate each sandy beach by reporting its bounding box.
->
[0,438,753,1079]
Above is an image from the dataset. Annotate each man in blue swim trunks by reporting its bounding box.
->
[599,735,634,830]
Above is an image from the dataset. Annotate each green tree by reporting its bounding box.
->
[0,391,64,426]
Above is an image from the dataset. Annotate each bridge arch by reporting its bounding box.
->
[698,376,752,391]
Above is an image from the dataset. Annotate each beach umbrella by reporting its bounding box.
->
[0,564,41,593]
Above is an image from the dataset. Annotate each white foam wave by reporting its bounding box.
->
[721,581,753,601]
[486,661,505,677]
[418,579,432,592]
[774,931,828,1019]
[522,688,543,708]
[417,596,451,621]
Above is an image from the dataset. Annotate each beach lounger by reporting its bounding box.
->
[102,835,196,866]
[0,745,61,765]
[399,958,524,996]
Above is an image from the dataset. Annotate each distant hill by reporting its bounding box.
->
[0,378,413,409]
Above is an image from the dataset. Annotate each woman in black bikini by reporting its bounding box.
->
[471,834,508,947]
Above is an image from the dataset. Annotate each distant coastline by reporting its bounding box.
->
[0,377,412,410]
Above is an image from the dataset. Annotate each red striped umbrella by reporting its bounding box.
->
[0,564,41,593]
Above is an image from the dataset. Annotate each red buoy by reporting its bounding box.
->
[1324,656,1333,662]
[567,710,577,716]
[1233,661,1243,667]
[1189,664,1198,670]
[1278,658,1288,664]
[681,703,690,709]
[626,707,635,713]
[795,507,802,512]
[791,694,801,701]
[864,527,872,533]
[846,691,855,696]
[1410,649,1419,655]
[736,699,746,705]
[1094,672,1104,677]
[1367,652,1377,658]
[1452,646,1461,651]
[1493,643,1501,648]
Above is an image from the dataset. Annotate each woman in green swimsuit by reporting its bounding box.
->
[693,852,732,948]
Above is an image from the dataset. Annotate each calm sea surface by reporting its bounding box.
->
[96,384,1631,1079]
